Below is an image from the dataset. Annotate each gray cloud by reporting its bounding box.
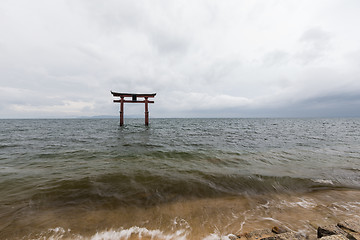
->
[0,0,360,118]
[263,50,290,67]
[296,27,332,65]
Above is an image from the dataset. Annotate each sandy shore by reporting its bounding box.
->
[2,189,360,239]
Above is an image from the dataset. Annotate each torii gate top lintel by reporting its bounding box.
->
[111,91,156,126]
[110,91,156,98]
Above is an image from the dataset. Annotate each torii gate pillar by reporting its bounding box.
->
[120,96,124,126]
[144,97,149,126]
[111,91,156,126]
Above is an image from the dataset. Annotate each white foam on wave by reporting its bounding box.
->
[91,226,188,240]
[171,217,191,231]
[280,198,317,209]
[30,227,77,240]
[313,179,334,185]
[202,233,238,240]
[32,226,240,240]
[91,227,239,240]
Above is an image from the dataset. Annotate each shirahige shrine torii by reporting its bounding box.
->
[111,91,156,126]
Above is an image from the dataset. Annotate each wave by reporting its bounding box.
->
[27,172,345,208]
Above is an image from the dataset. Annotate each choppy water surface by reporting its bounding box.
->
[0,118,360,239]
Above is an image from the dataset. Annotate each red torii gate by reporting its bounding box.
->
[111,91,156,126]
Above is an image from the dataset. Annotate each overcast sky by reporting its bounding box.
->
[1,0,360,118]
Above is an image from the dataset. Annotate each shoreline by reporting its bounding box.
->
[2,189,360,239]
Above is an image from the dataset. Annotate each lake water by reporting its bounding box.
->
[1,118,360,239]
